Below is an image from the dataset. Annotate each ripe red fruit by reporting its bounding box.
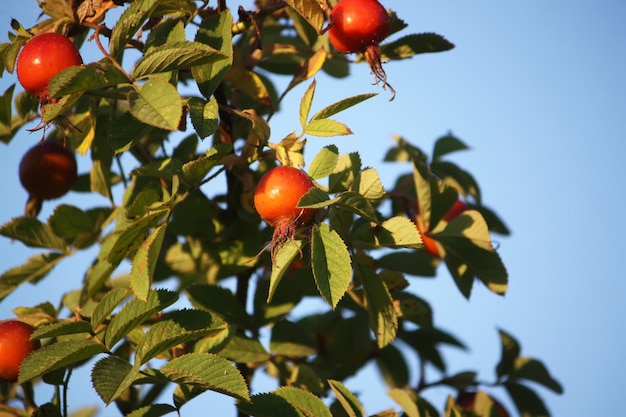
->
[254,166,316,261]
[19,140,78,217]
[0,320,40,382]
[16,32,83,99]
[328,0,395,99]
[328,0,390,54]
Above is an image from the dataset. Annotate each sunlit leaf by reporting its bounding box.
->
[132,41,227,79]
[388,388,420,417]
[128,78,182,131]
[131,223,168,301]
[105,289,178,348]
[328,379,365,417]
[311,223,352,309]
[193,10,233,98]
[109,0,159,58]
[308,145,339,179]
[161,353,250,401]
[0,216,67,251]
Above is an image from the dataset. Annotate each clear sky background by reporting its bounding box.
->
[1,1,625,416]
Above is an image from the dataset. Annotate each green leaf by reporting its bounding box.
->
[131,223,168,302]
[186,284,252,329]
[299,80,316,130]
[220,334,271,364]
[376,344,410,389]
[336,191,379,223]
[311,223,352,309]
[270,320,316,357]
[161,353,250,401]
[510,357,564,394]
[328,379,365,417]
[105,289,178,348]
[132,41,227,79]
[136,309,226,364]
[0,216,67,251]
[357,261,397,348]
[393,292,433,327]
[192,10,233,98]
[91,356,139,404]
[378,216,423,249]
[297,187,332,209]
[329,152,361,193]
[109,0,160,58]
[0,84,14,127]
[238,392,302,417]
[18,339,107,384]
[0,252,64,301]
[432,133,469,160]
[91,288,132,329]
[354,168,386,201]
[268,239,304,303]
[388,388,420,417]
[41,92,83,122]
[496,329,521,379]
[310,93,376,121]
[284,0,325,32]
[275,386,332,417]
[129,78,182,131]
[504,382,551,416]
[47,62,130,98]
[379,33,455,61]
[308,145,339,180]
[125,404,178,417]
[304,118,352,137]
[437,211,508,296]
[48,204,94,240]
[377,251,437,277]
[31,321,93,340]
[188,96,219,139]
[107,210,167,265]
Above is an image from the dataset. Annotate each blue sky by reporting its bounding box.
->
[1,1,625,416]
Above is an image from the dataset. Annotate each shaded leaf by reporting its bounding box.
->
[126,404,178,417]
[18,339,107,384]
[219,334,271,364]
[188,96,219,139]
[31,321,92,340]
[379,33,455,61]
[356,257,397,348]
[0,216,67,251]
[0,252,64,301]
[92,356,138,404]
